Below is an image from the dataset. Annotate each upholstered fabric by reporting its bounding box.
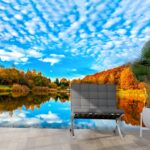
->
[71,83,123,114]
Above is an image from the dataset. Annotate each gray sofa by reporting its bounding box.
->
[70,83,124,138]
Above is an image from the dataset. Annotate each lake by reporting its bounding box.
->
[0,91,147,128]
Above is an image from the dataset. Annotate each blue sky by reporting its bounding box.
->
[0,0,150,79]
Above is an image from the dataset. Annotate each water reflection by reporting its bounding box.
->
[0,90,148,127]
[0,92,69,112]
[117,90,147,126]
[0,92,70,128]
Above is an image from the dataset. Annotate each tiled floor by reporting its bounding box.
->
[0,127,150,150]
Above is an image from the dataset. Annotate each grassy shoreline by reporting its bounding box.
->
[0,85,11,92]
[0,84,69,95]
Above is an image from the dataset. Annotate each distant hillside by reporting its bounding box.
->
[0,68,70,91]
[0,68,51,88]
[72,65,145,90]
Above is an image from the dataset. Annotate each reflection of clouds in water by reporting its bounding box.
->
[48,104,51,107]
[75,119,134,130]
[37,111,62,124]
[93,120,116,128]
[0,111,41,127]
[0,110,63,127]
[58,107,70,110]
[74,120,113,129]
[0,100,136,129]
[90,120,140,131]
[17,112,26,118]
[0,99,70,128]
[0,109,138,129]
[75,120,96,129]
[24,118,41,126]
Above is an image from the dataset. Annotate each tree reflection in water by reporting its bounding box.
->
[117,90,147,126]
[0,92,70,112]
[0,91,148,126]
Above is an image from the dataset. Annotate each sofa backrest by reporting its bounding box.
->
[71,83,119,113]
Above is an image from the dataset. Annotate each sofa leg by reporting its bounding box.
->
[140,113,143,137]
[116,118,123,138]
[113,119,117,135]
[70,113,74,136]
[114,115,124,138]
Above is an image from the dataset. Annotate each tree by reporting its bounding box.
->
[26,70,32,79]
[108,73,115,84]
[49,82,57,88]
[28,79,34,88]
[38,72,42,76]
[60,78,69,87]
[54,78,60,86]
[34,76,48,86]
[32,69,36,75]
[18,78,28,85]
[132,40,150,83]
[0,67,70,90]
[142,40,150,60]
[120,67,138,89]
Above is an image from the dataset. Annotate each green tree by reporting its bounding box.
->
[49,82,57,88]
[142,41,150,60]
[54,78,60,86]
[132,40,150,83]
[60,78,69,89]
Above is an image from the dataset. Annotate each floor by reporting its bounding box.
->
[0,127,150,150]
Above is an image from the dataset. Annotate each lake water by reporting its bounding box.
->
[0,92,146,128]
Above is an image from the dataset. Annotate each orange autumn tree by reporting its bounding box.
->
[81,65,143,89]
[120,67,139,89]
[108,73,115,84]
[71,65,147,126]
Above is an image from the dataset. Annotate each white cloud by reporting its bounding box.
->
[0,45,45,64]
[14,14,23,20]
[103,41,114,49]
[2,0,10,3]
[13,5,21,11]
[75,0,86,17]
[103,17,121,28]
[72,68,77,72]
[96,3,106,11]
[2,15,9,21]
[42,58,60,66]
[48,34,59,42]
[20,57,28,62]
[58,32,65,39]
[50,54,65,58]
[39,22,47,32]
[0,0,150,74]
[27,50,43,58]
[4,24,19,37]
[116,29,126,35]
[87,23,96,32]
[25,21,35,35]
[0,49,25,62]
[0,5,5,10]
[37,111,62,123]
[40,54,65,66]
[68,15,76,23]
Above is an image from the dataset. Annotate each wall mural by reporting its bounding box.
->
[0,0,150,128]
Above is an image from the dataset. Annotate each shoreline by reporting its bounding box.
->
[0,84,70,94]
